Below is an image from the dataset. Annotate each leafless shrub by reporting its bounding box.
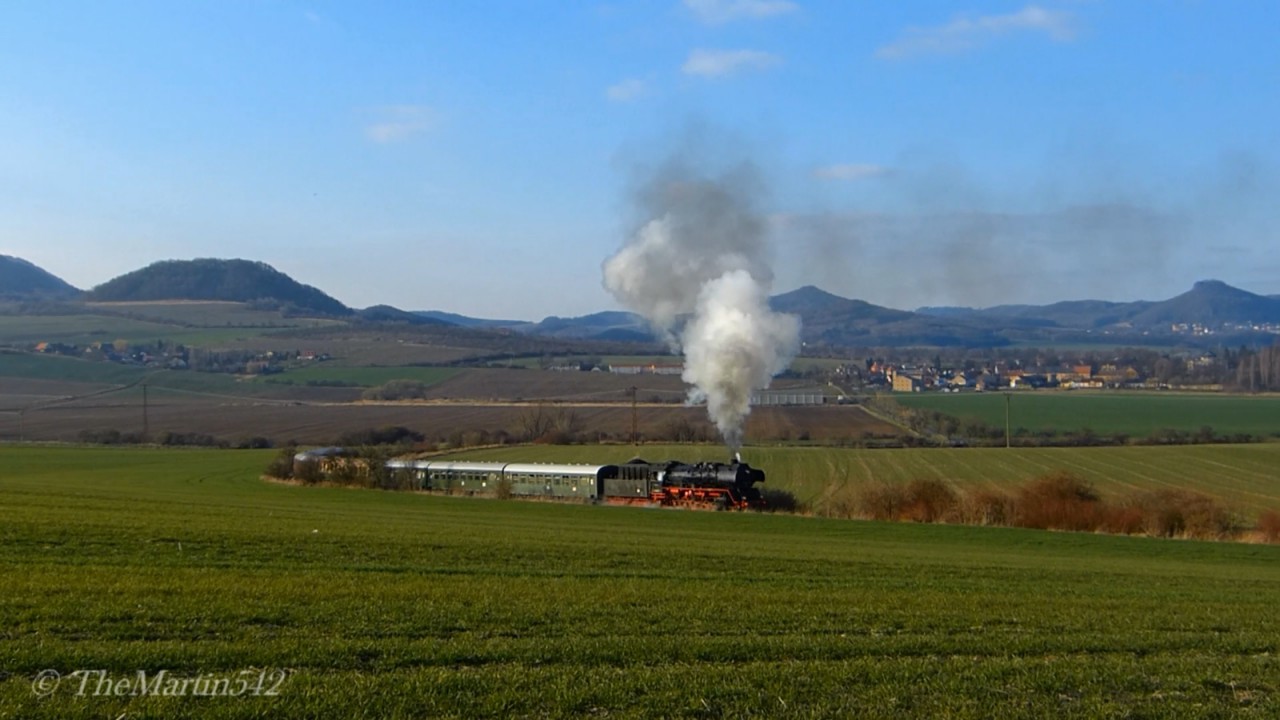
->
[534,429,575,445]
[264,447,296,479]
[293,459,323,485]
[495,477,513,500]
[1101,504,1146,535]
[1258,510,1280,544]
[856,483,908,521]
[362,379,430,401]
[1130,490,1242,540]
[373,466,415,491]
[956,488,1013,526]
[659,417,714,443]
[760,488,806,514]
[1013,471,1104,532]
[553,408,582,435]
[516,405,555,442]
[821,492,860,520]
[900,479,959,523]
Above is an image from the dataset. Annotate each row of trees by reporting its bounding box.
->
[1233,345,1280,391]
[76,429,273,448]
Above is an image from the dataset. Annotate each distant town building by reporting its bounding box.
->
[892,374,921,393]
[751,389,827,406]
[608,363,683,376]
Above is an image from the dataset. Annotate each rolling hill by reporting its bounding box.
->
[520,311,654,341]
[1128,280,1280,326]
[86,259,351,316]
[0,255,80,299]
[771,286,1007,348]
[415,310,526,329]
[357,304,452,325]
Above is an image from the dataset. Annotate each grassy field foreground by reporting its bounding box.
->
[2,446,1279,718]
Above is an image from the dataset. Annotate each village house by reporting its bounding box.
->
[892,373,921,392]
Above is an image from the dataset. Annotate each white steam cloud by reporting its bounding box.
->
[602,163,800,451]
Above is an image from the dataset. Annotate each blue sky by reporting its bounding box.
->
[1,1,1276,318]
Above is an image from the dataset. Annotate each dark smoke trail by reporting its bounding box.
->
[602,160,800,451]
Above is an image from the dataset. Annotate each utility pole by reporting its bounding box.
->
[627,386,638,447]
[142,383,150,439]
[1004,391,1011,449]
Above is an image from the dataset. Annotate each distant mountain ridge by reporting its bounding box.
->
[424,285,1004,347]
[357,304,452,325]
[8,250,1278,348]
[415,309,656,340]
[87,259,351,316]
[0,254,80,299]
[1130,280,1280,325]
[415,310,524,328]
[916,279,1280,330]
[428,280,1280,348]
[770,285,913,323]
[522,311,654,341]
[770,285,1006,347]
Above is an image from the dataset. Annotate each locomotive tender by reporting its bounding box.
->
[384,457,766,510]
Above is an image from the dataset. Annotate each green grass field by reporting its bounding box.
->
[3,446,1278,718]
[451,443,1280,518]
[0,313,301,346]
[82,301,343,330]
[894,391,1280,438]
[257,364,460,388]
[0,351,147,385]
[0,352,338,401]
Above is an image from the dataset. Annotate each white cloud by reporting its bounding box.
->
[606,78,648,103]
[813,164,892,181]
[682,49,781,78]
[876,5,1076,60]
[683,0,798,24]
[364,105,434,144]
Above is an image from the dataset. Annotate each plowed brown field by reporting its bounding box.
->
[4,394,895,445]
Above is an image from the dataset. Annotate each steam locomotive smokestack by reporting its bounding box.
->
[602,156,800,453]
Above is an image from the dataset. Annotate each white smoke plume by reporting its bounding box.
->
[602,162,801,451]
[681,269,800,448]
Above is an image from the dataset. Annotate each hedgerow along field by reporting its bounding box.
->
[3,445,1279,718]
[454,443,1280,519]
[893,391,1280,438]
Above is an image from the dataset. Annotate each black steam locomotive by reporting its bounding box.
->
[603,458,766,509]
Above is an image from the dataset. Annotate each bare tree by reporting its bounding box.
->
[516,404,555,441]
[552,408,582,435]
